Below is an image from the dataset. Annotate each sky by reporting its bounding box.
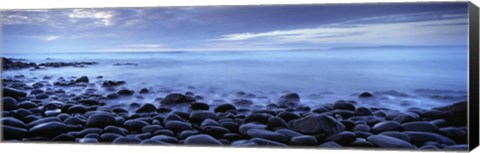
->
[1,2,469,53]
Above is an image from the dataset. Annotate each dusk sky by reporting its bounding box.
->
[1,2,469,53]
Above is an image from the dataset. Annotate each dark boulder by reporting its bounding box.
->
[2,97,18,110]
[246,129,288,143]
[2,125,28,139]
[404,131,456,146]
[135,103,157,113]
[123,119,149,132]
[433,101,467,126]
[214,103,236,113]
[78,99,100,106]
[290,135,318,146]
[358,92,374,98]
[333,100,355,111]
[367,135,416,149]
[401,121,439,133]
[75,76,89,83]
[290,114,345,135]
[3,88,27,99]
[354,107,372,116]
[184,134,223,145]
[277,93,300,106]
[372,121,402,133]
[165,121,193,133]
[325,131,356,145]
[189,110,218,124]
[86,112,116,128]
[160,93,195,105]
[190,102,209,110]
[29,121,69,137]
[319,141,342,148]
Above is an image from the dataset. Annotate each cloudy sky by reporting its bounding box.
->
[1,2,468,53]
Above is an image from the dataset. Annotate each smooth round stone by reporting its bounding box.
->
[117,89,134,96]
[123,119,149,132]
[78,99,100,106]
[201,126,230,138]
[250,138,288,147]
[104,125,128,136]
[19,101,37,109]
[190,102,209,110]
[160,93,195,105]
[112,137,142,144]
[355,131,373,138]
[439,127,467,143]
[78,138,99,143]
[220,121,239,132]
[84,133,100,139]
[275,129,304,140]
[404,131,455,146]
[179,130,200,140]
[333,100,356,111]
[86,113,116,128]
[214,103,236,113]
[367,135,416,149]
[135,132,152,140]
[43,101,65,111]
[443,144,469,150]
[353,124,371,132]
[153,129,175,136]
[430,119,448,127]
[2,117,27,128]
[200,119,220,129]
[290,135,318,146]
[246,129,288,143]
[136,103,157,113]
[379,131,411,142]
[63,116,86,125]
[151,135,178,143]
[267,117,289,130]
[276,111,300,122]
[44,109,62,117]
[277,93,300,106]
[14,108,34,120]
[112,107,128,114]
[184,134,223,145]
[29,121,69,137]
[2,97,18,110]
[393,113,419,123]
[354,107,372,116]
[372,121,402,133]
[239,123,267,135]
[66,105,88,114]
[165,120,193,133]
[28,117,61,128]
[291,114,345,135]
[326,131,356,145]
[401,121,439,132]
[351,138,374,147]
[318,141,342,148]
[189,111,218,124]
[246,113,272,124]
[224,133,243,142]
[3,88,27,99]
[53,133,75,141]
[100,132,123,142]
[3,125,28,139]
[141,125,163,133]
[56,113,70,121]
[77,128,104,137]
[419,145,441,150]
[232,140,258,147]
[340,120,356,131]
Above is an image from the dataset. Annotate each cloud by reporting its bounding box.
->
[67,9,116,27]
[215,16,467,47]
[45,35,59,41]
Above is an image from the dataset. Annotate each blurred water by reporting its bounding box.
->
[2,46,468,109]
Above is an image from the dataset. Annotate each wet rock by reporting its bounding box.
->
[78,138,99,143]
[66,105,88,114]
[78,99,100,106]
[276,111,300,122]
[27,117,61,127]
[353,124,370,132]
[245,112,272,124]
[123,119,149,132]
[112,137,142,144]
[275,129,303,140]
[165,121,193,133]
[19,101,37,109]
[326,131,356,145]
[53,133,75,141]
[2,97,18,110]
[439,127,467,144]
[75,76,89,83]
[404,131,455,146]
[393,113,419,124]
[277,93,300,106]
[117,89,134,96]
[201,126,230,138]
[106,93,119,99]
[3,88,27,99]
[151,135,178,143]
[139,88,150,94]
[333,100,355,111]
[291,114,345,135]
[250,138,288,147]
[421,110,445,119]
[433,101,467,126]
[358,92,374,98]
[86,112,116,128]
[3,125,28,139]
[246,129,288,143]
[367,135,416,149]
[290,135,318,146]
[141,125,163,133]
[104,125,128,136]
[214,103,236,113]
[319,141,342,148]
[430,119,448,127]
[372,121,402,133]
[189,110,218,124]
[63,116,86,125]
[160,93,195,105]
[2,117,27,128]
[401,121,439,133]
[184,134,223,145]
[354,107,372,116]
[200,119,219,129]
[136,103,157,113]
[239,123,267,135]
[100,133,123,142]
[190,102,209,110]
[30,121,69,137]
[379,131,411,142]
[267,117,289,130]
